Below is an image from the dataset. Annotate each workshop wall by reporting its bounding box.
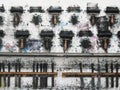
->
[0,0,120,53]
[0,0,120,90]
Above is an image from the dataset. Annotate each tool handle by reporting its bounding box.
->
[64,39,67,53]
[53,15,57,25]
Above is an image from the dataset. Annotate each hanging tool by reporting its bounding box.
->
[115,63,119,88]
[7,62,10,87]
[67,6,81,12]
[13,60,21,88]
[40,62,48,88]
[32,61,36,89]
[14,62,17,87]
[31,15,42,25]
[35,62,39,88]
[105,7,119,27]
[110,62,114,87]
[79,63,84,90]
[86,3,100,26]
[91,63,95,90]
[81,39,91,49]
[39,63,42,88]
[78,30,93,52]
[13,13,20,27]
[105,62,109,88]
[40,30,54,52]
[43,63,48,88]
[2,62,6,88]
[15,30,30,52]
[51,62,54,87]
[0,63,1,87]
[70,14,79,25]
[0,16,3,25]
[29,6,44,13]
[117,31,120,47]
[47,6,63,26]
[0,4,5,12]
[97,16,112,53]
[0,30,5,49]
[78,31,93,37]
[59,31,74,53]
[18,61,21,88]
[97,60,101,90]
[10,6,23,27]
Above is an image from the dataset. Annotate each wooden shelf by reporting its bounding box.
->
[0,72,57,77]
[62,72,120,77]
[0,52,120,57]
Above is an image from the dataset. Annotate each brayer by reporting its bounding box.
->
[10,6,24,27]
[59,31,74,53]
[0,30,5,49]
[86,3,100,26]
[47,6,63,26]
[105,7,119,27]
[40,30,54,51]
[29,6,44,13]
[10,6,23,13]
[67,6,81,12]
[15,30,30,52]
[0,4,5,12]
[97,16,112,53]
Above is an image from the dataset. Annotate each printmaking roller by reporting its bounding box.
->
[10,6,24,27]
[105,7,119,27]
[29,6,44,13]
[15,30,30,52]
[70,14,79,25]
[97,31,112,53]
[67,6,81,12]
[78,31,93,51]
[0,16,3,25]
[86,3,100,26]
[0,30,5,49]
[40,30,54,51]
[78,31,93,37]
[0,4,5,12]
[59,31,74,53]
[117,31,120,46]
[97,16,112,53]
[31,14,42,25]
[47,6,63,26]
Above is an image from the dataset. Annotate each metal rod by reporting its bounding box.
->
[105,63,109,88]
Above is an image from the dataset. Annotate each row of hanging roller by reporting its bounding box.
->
[0,4,120,53]
[0,60,55,89]
[0,28,120,53]
[62,61,120,89]
[0,4,120,26]
[0,58,119,89]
